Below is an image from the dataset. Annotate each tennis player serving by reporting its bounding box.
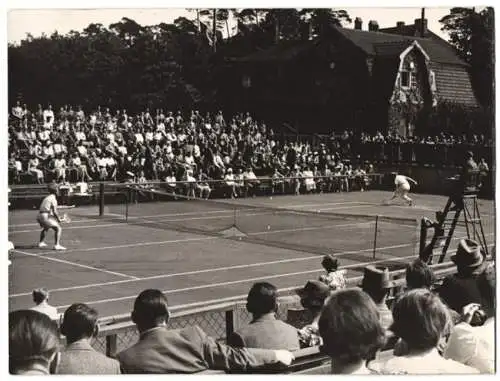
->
[37,183,67,250]
[386,173,418,206]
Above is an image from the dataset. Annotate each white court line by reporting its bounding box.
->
[10,241,414,297]
[11,249,140,280]
[54,253,419,310]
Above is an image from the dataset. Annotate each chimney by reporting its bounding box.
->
[354,17,362,30]
[368,20,379,32]
[414,18,427,37]
[396,21,405,34]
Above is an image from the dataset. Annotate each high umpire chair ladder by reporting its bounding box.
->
[437,172,489,264]
[422,171,489,265]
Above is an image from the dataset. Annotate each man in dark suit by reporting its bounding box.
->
[439,239,489,313]
[228,282,300,350]
[117,289,294,374]
[58,303,121,374]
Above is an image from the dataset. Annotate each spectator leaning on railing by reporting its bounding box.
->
[117,289,294,374]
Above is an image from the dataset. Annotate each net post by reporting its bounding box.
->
[416,218,422,258]
[125,189,129,222]
[373,215,379,259]
[99,182,105,217]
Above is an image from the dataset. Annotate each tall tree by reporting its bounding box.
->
[299,9,351,37]
[439,7,494,108]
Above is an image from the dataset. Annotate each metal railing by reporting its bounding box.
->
[91,262,457,358]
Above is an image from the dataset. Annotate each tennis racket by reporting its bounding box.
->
[61,213,71,223]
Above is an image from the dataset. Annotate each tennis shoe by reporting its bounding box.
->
[38,242,48,248]
[54,244,66,251]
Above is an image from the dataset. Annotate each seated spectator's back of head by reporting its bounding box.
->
[406,259,435,290]
[9,310,60,374]
[131,289,170,329]
[319,289,385,363]
[391,289,452,351]
[246,282,278,315]
[60,303,98,344]
[32,288,49,305]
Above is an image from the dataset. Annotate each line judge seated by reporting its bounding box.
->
[116,289,294,374]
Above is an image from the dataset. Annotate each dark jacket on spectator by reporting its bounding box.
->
[438,273,489,313]
[117,325,280,374]
[228,313,300,351]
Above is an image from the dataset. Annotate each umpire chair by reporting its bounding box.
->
[420,170,489,264]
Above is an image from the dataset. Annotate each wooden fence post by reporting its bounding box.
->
[106,334,117,358]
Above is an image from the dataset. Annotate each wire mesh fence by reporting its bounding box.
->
[90,264,459,357]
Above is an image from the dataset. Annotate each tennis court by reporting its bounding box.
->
[8,190,495,318]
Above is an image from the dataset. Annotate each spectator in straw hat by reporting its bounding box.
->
[319,255,347,291]
[438,239,488,313]
[360,266,394,330]
[295,280,331,348]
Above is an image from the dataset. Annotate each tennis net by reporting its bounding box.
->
[103,182,419,259]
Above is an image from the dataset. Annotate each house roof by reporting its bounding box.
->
[227,39,318,63]
[228,25,477,106]
[379,23,433,38]
[334,27,466,65]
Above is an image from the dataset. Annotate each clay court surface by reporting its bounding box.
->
[9,190,495,318]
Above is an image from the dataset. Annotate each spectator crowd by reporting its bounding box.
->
[9,238,494,375]
[8,103,492,198]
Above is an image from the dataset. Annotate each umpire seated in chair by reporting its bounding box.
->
[447,151,480,211]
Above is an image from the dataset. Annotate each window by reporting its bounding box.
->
[400,70,417,89]
[401,71,410,88]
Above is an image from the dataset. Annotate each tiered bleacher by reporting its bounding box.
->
[9,104,492,194]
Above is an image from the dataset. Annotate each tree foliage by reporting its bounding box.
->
[439,7,494,108]
[8,8,353,110]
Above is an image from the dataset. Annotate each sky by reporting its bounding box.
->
[7,6,455,43]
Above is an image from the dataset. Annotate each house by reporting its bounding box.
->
[221,18,478,136]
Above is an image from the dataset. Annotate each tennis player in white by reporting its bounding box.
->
[37,183,66,250]
[388,173,418,206]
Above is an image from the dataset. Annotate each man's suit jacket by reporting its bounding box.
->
[57,339,121,374]
[439,273,488,313]
[117,325,280,374]
[228,313,300,350]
